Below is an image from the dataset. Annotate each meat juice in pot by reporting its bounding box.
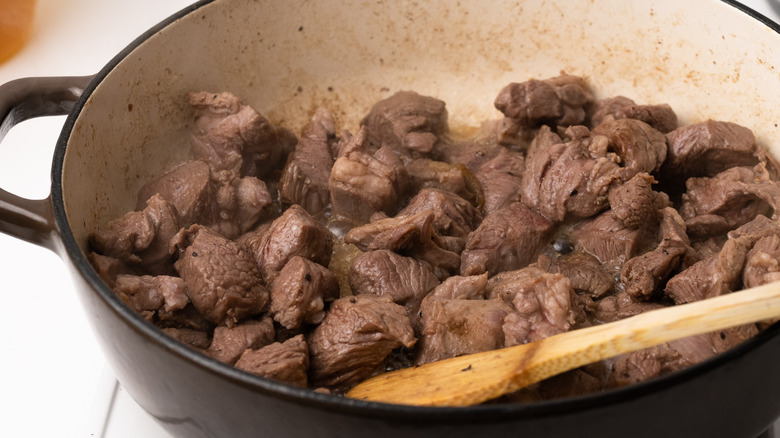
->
[86,72,780,402]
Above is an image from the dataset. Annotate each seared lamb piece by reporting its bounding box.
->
[537,252,614,299]
[429,273,489,300]
[417,291,513,365]
[573,210,650,265]
[235,334,309,388]
[743,234,780,288]
[494,73,593,131]
[269,256,339,329]
[329,127,409,224]
[137,160,272,240]
[434,138,503,172]
[171,225,269,326]
[404,158,480,205]
[253,204,334,284]
[396,188,483,252]
[460,202,554,276]
[589,96,678,133]
[593,291,666,324]
[90,194,180,275]
[88,252,133,288]
[308,294,416,390]
[663,120,758,179]
[607,172,669,230]
[349,249,440,329]
[620,207,698,300]
[279,107,337,215]
[113,274,190,322]
[207,317,275,365]
[592,118,667,175]
[360,90,448,155]
[521,126,623,222]
[485,266,575,344]
[344,210,461,279]
[161,328,211,351]
[188,91,297,178]
[473,146,525,214]
[680,163,780,238]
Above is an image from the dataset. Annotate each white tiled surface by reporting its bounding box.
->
[0,1,777,438]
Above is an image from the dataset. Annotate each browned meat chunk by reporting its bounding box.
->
[521,126,623,222]
[589,96,678,133]
[113,274,190,322]
[473,146,525,214]
[207,317,275,365]
[592,118,667,175]
[188,91,297,177]
[235,334,309,388]
[279,107,337,215]
[608,173,669,229]
[417,293,513,365]
[329,128,409,224]
[663,120,758,179]
[594,291,666,324]
[537,252,614,299]
[429,273,489,300]
[171,225,269,325]
[485,266,575,344]
[461,202,554,276]
[269,256,339,329]
[161,328,211,351]
[396,188,483,252]
[494,73,593,130]
[344,210,460,280]
[253,204,334,284]
[309,295,416,390]
[573,211,649,265]
[434,138,503,172]
[680,163,780,238]
[360,90,448,155]
[88,252,133,288]
[349,250,441,329]
[404,158,480,205]
[90,194,180,275]
[743,234,780,288]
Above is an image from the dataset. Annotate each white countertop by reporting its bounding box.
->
[0,1,778,437]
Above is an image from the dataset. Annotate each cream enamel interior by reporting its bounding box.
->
[62,0,780,251]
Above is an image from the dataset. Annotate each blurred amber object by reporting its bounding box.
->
[0,0,36,65]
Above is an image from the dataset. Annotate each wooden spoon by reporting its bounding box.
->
[346,281,780,406]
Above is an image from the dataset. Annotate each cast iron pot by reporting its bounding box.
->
[2,0,780,436]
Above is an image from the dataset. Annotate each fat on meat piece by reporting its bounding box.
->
[269,256,340,330]
[396,187,483,250]
[171,225,269,326]
[206,317,275,365]
[416,286,513,365]
[461,202,555,276]
[308,294,416,390]
[137,160,272,240]
[494,73,594,131]
[329,127,409,224]
[235,334,310,388]
[188,91,297,178]
[680,163,780,239]
[360,90,448,155]
[608,172,669,230]
[113,274,190,323]
[537,252,614,299]
[592,118,668,174]
[90,194,180,275]
[743,234,780,289]
[349,249,440,330]
[279,107,337,216]
[344,210,461,280]
[663,120,758,180]
[589,95,678,134]
[521,126,624,223]
[253,204,334,284]
[485,266,575,344]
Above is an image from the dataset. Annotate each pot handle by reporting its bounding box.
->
[0,75,93,250]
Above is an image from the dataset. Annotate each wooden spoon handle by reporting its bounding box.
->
[347,281,780,406]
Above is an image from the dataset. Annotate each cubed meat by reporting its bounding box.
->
[608,173,669,230]
[113,274,190,322]
[88,252,133,288]
[308,295,416,390]
[663,120,758,179]
[589,95,678,133]
[235,334,310,388]
[537,252,614,299]
[171,225,269,325]
[396,188,483,250]
[207,317,276,365]
[473,146,525,214]
[269,256,339,329]
[573,210,650,265]
[592,118,667,174]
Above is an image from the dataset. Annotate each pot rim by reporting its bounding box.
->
[48,0,780,422]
